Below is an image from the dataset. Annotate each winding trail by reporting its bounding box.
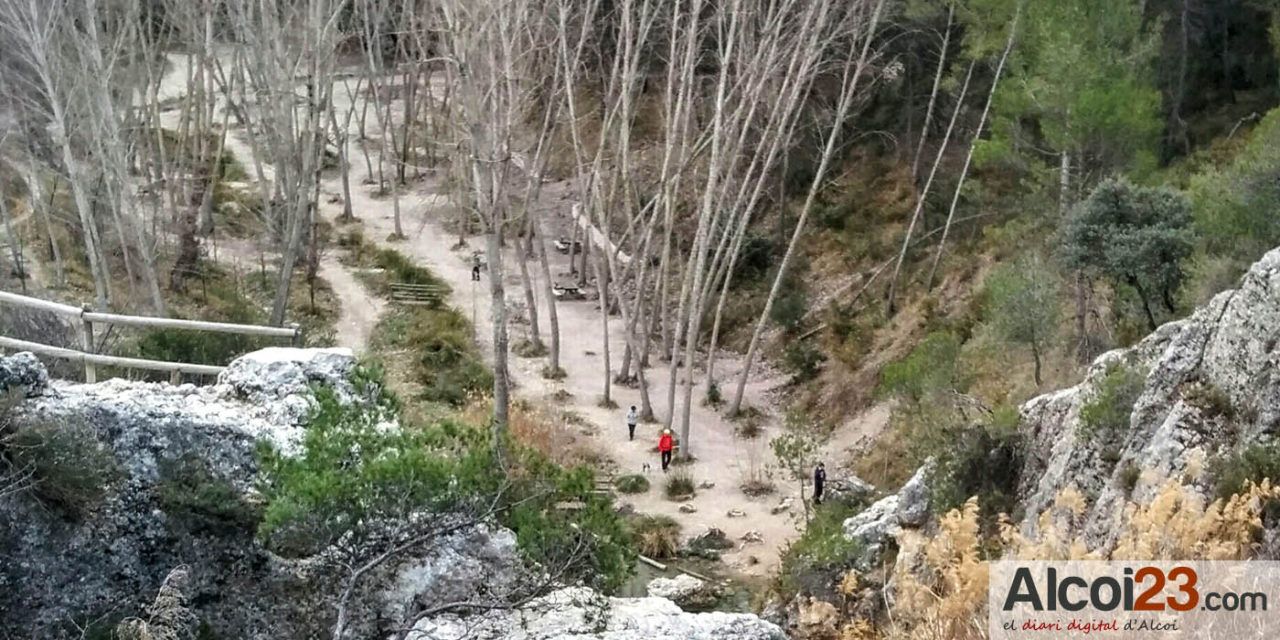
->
[162,52,891,575]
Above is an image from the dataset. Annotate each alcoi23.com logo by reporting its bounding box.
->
[989,561,1280,638]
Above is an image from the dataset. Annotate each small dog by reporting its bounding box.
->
[641,463,652,474]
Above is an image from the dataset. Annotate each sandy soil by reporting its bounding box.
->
[164,52,892,575]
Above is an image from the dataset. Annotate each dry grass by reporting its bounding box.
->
[665,470,696,500]
[631,514,681,559]
[116,566,196,640]
[871,479,1280,639]
[460,397,599,468]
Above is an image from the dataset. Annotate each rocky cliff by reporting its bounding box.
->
[0,348,357,637]
[0,348,783,639]
[817,245,1280,637]
[1016,245,1280,546]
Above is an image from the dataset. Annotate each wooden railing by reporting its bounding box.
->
[0,290,301,384]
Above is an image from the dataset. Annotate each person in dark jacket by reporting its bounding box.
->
[813,462,826,505]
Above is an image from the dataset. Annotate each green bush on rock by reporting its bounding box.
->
[255,369,634,591]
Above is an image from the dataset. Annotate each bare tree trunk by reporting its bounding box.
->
[27,167,65,286]
[516,216,543,351]
[0,192,25,292]
[729,0,888,415]
[596,250,611,405]
[533,210,562,372]
[488,226,511,438]
[330,78,361,221]
[1059,149,1072,215]
[910,4,953,184]
[885,60,975,314]
[925,7,1020,289]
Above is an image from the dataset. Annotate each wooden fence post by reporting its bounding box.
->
[80,304,96,383]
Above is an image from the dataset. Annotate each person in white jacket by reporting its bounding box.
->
[625,406,638,441]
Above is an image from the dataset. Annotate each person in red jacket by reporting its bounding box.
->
[658,429,674,472]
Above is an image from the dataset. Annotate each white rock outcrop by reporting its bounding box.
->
[405,586,786,640]
[0,347,360,637]
[646,573,721,610]
[0,351,48,397]
[217,346,358,430]
[1016,245,1280,548]
[2,347,786,639]
[841,461,932,567]
[13,347,358,466]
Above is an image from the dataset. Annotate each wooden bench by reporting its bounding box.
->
[552,284,586,301]
[389,282,448,306]
[553,238,583,254]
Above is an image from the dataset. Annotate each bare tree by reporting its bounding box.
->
[885,58,976,314]
[0,0,113,308]
[437,0,559,438]
[226,0,351,326]
[926,3,1022,290]
[728,0,889,416]
[910,3,954,184]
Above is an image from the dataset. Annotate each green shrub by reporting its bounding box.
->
[768,263,809,332]
[211,182,263,238]
[1119,462,1141,494]
[256,372,634,590]
[2,418,121,518]
[157,456,263,534]
[733,234,776,282]
[929,422,1023,518]
[740,478,776,497]
[1189,109,1280,264]
[777,501,866,596]
[665,471,696,500]
[373,247,449,292]
[137,327,269,368]
[512,338,548,358]
[1209,442,1280,502]
[704,381,723,407]
[631,515,680,558]
[614,474,650,494]
[370,307,492,407]
[135,279,273,366]
[1078,362,1146,442]
[988,403,1022,433]
[878,331,968,404]
[1183,381,1235,420]
[734,414,764,439]
[217,153,249,181]
[782,341,826,383]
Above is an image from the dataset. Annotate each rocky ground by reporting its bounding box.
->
[0,348,784,639]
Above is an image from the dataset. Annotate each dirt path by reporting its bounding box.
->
[155,55,381,352]
[171,55,882,574]
[328,185,803,573]
[317,259,385,349]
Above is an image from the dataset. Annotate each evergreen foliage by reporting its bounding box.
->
[1078,361,1146,442]
[984,254,1060,385]
[256,369,634,591]
[1061,178,1194,329]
